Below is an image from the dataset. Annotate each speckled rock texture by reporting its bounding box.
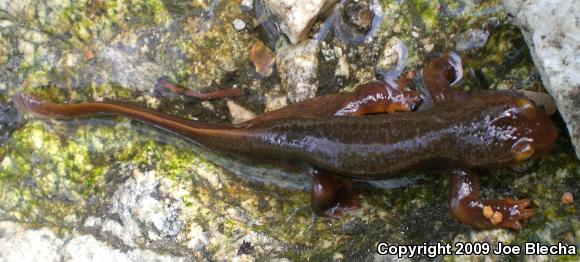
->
[262,0,337,44]
[0,0,579,260]
[503,0,580,159]
[0,221,182,261]
[276,39,320,102]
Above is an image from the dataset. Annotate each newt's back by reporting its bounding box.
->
[213,91,556,178]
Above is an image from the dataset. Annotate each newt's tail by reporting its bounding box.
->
[13,93,238,143]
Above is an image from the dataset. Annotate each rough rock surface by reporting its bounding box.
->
[503,0,580,158]
[263,0,337,44]
[0,221,181,261]
[276,39,320,103]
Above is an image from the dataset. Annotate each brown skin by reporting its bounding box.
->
[13,53,558,229]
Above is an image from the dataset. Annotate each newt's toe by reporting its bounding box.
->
[483,198,534,230]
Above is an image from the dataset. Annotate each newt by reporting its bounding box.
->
[13,52,558,230]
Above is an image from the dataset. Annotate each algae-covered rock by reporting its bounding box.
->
[0,0,578,260]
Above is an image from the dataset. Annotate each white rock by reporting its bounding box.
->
[276,39,320,102]
[227,100,257,124]
[0,221,62,261]
[61,235,128,261]
[240,0,253,11]
[0,221,183,261]
[233,18,246,31]
[334,55,350,77]
[264,0,337,44]
[503,0,580,158]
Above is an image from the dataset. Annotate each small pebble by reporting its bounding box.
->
[233,19,246,31]
[456,28,490,51]
[334,55,350,77]
[240,0,253,11]
[562,192,574,205]
[249,41,275,77]
[85,49,95,60]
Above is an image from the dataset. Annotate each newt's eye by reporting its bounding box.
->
[512,137,535,162]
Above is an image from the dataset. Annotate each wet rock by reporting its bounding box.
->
[376,37,408,80]
[333,0,383,44]
[259,0,338,44]
[276,40,320,103]
[227,100,257,123]
[503,0,580,158]
[249,41,276,77]
[455,28,490,51]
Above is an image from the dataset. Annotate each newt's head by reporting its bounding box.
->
[505,98,558,163]
[455,93,558,168]
[480,96,558,165]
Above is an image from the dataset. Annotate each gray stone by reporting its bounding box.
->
[455,28,490,51]
[106,169,186,246]
[276,39,320,103]
[233,18,246,31]
[503,0,580,158]
[98,46,164,92]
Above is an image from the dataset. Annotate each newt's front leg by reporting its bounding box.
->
[449,170,534,230]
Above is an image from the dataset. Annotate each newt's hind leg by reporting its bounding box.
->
[311,171,363,218]
[449,170,534,230]
[245,81,422,125]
